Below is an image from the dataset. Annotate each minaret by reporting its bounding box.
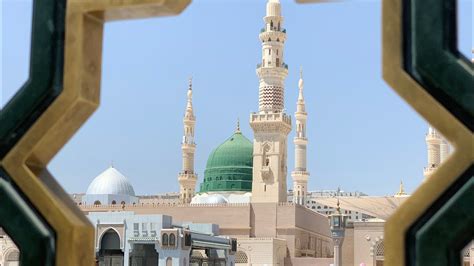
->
[423,126,442,180]
[291,68,310,205]
[178,78,197,203]
[250,0,291,203]
[423,126,451,180]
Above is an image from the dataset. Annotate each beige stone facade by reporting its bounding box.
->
[81,202,333,265]
[0,228,19,266]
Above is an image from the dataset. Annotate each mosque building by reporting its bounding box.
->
[80,1,335,264]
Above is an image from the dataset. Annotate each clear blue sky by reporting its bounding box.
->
[2,0,472,196]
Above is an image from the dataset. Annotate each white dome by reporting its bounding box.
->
[206,194,228,204]
[86,167,135,196]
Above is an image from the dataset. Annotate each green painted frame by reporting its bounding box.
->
[0,0,66,157]
[0,0,191,264]
[0,178,55,265]
[404,0,473,130]
[403,0,474,265]
[0,0,65,264]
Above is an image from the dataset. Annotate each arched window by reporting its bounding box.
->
[121,201,126,205]
[111,200,116,205]
[265,158,270,166]
[6,250,20,262]
[268,37,271,42]
[276,58,280,67]
[235,251,248,263]
[162,233,169,246]
[166,257,172,266]
[169,233,176,246]
[270,20,273,28]
[94,200,101,205]
[269,49,271,55]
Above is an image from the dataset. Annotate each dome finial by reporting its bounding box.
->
[236,118,241,133]
[188,76,193,90]
[110,160,114,168]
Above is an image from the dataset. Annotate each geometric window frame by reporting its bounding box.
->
[298,1,473,265]
[381,0,473,265]
[2,0,471,265]
[0,0,190,264]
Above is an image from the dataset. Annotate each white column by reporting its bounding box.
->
[333,238,343,266]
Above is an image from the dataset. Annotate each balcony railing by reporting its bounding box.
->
[260,27,287,33]
[256,63,289,70]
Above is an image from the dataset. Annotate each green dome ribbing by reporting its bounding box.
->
[200,131,253,193]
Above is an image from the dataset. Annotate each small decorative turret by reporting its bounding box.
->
[394,180,408,197]
[178,77,197,204]
[291,67,309,205]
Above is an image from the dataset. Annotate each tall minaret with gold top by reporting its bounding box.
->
[291,68,309,205]
[178,78,197,203]
[250,0,292,203]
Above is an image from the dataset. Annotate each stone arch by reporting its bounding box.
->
[162,233,169,246]
[99,228,121,250]
[235,250,248,263]
[98,227,121,250]
[93,200,101,205]
[5,249,20,264]
[169,233,176,246]
[97,228,124,265]
[166,257,172,266]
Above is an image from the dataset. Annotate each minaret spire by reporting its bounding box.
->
[292,67,309,205]
[178,78,197,204]
[185,76,194,116]
[251,0,291,203]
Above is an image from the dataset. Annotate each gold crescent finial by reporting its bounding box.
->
[236,118,241,133]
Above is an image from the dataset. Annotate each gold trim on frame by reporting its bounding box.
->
[381,0,473,265]
[1,0,190,264]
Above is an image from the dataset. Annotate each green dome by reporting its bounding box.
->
[200,131,253,193]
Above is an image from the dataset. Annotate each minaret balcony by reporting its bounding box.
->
[256,64,288,79]
[250,112,292,134]
[293,137,308,145]
[260,27,286,33]
[291,171,310,181]
[178,172,197,181]
[259,30,287,43]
